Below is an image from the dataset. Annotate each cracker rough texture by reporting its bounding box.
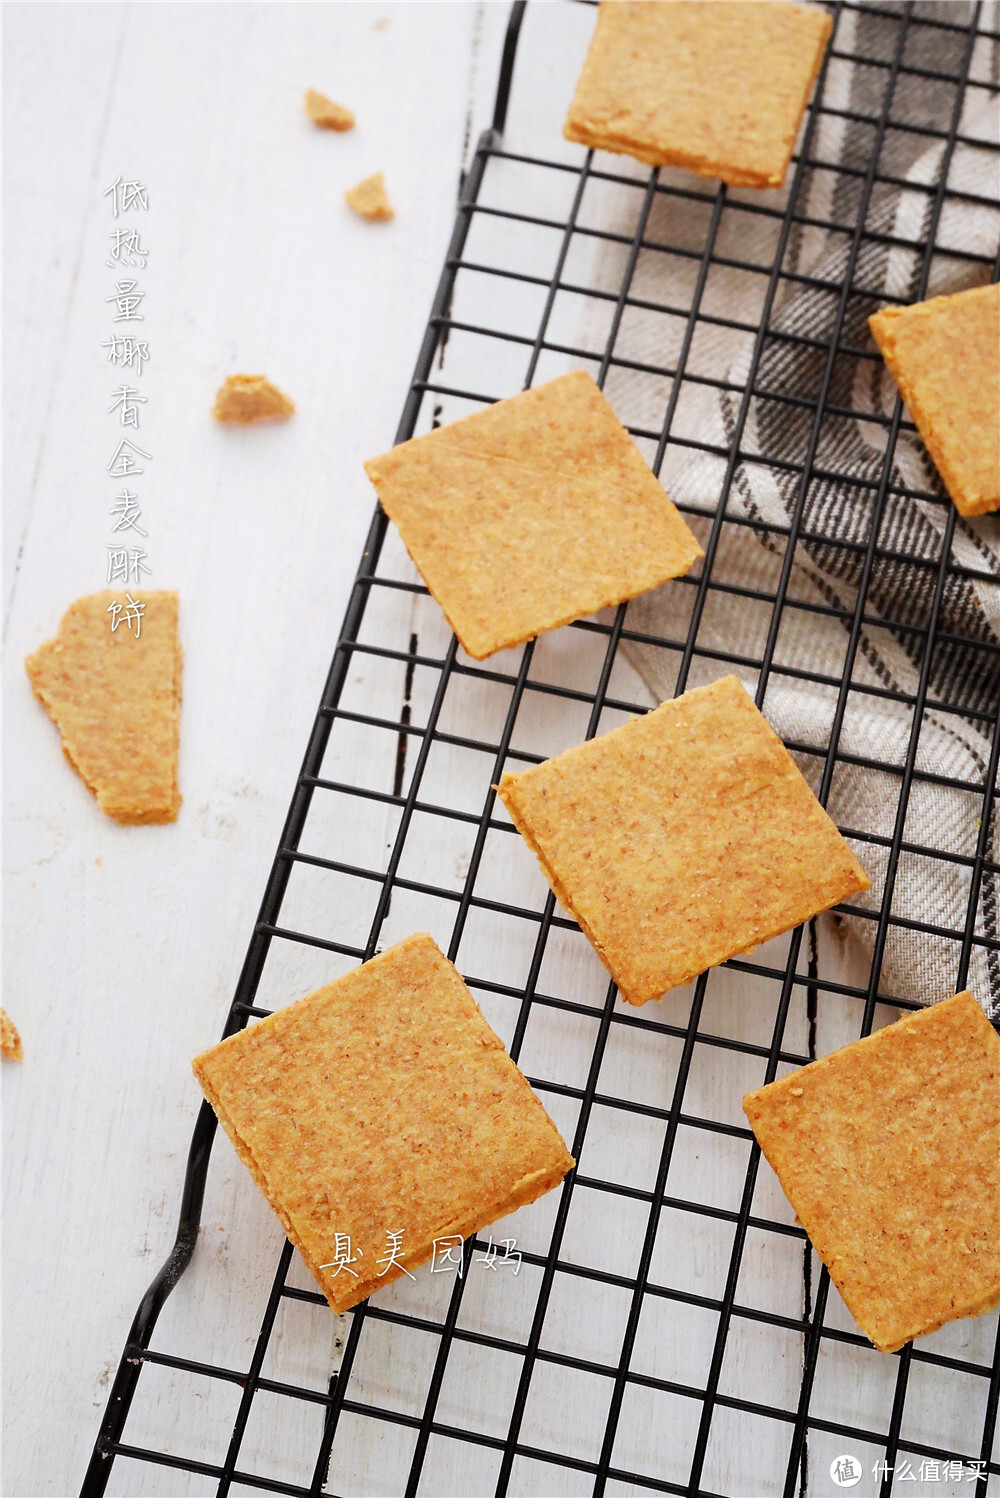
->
[869,282,1000,518]
[364,369,702,660]
[1,1010,23,1062]
[744,991,1000,1352]
[212,374,295,424]
[192,934,574,1315]
[345,172,394,221]
[498,675,870,1005]
[26,590,182,825]
[305,89,354,131]
[564,0,833,188]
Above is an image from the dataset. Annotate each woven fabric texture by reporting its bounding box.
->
[580,4,999,1017]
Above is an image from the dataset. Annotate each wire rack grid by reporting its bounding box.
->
[85,2,1000,1495]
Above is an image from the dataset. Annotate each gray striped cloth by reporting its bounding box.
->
[581,3,1000,1017]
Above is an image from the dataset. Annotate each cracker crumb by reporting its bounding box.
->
[212,374,295,425]
[345,172,394,222]
[26,591,182,825]
[1,1009,23,1062]
[305,89,355,131]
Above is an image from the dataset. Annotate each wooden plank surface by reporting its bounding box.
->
[2,4,508,1491]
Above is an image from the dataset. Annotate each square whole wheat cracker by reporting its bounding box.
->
[564,0,833,189]
[743,991,1000,1352]
[25,590,182,825]
[192,933,574,1314]
[498,675,870,1005]
[364,369,702,660]
[869,282,1000,518]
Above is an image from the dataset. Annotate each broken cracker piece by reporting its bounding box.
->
[1,1010,23,1062]
[743,991,1000,1352]
[305,89,355,131]
[345,172,394,222]
[212,374,295,425]
[498,675,870,1004]
[564,0,832,189]
[26,590,182,825]
[869,282,999,518]
[364,369,702,660]
[192,933,574,1315]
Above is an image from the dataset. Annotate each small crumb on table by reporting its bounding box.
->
[868,282,999,518]
[305,89,354,131]
[743,991,1000,1352]
[345,172,394,222]
[1,1009,23,1061]
[212,374,294,425]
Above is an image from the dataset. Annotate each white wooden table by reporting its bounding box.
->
[3,5,512,1490]
[3,4,996,1497]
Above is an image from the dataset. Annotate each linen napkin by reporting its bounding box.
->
[579,3,999,1017]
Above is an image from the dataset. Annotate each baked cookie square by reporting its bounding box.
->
[743,991,1000,1352]
[363,369,701,660]
[192,934,574,1315]
[564,0,833,189]
[26,590,182,825]
[498,675,869,1005]
[869,282,1000,518]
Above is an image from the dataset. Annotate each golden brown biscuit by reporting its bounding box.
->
[564,0,833,188]
[26,591,182,825]
[212,374,295,424]
[498,675,870,1005]
[305,89,355,131]
[869,283,999,518]
[744,991,1000,1352]
[364,369,702,660]
[345,172,394,221]
[192,934,574,1314]
[1,1010,23,1062]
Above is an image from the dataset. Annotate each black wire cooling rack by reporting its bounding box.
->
[85,2,1000,1494]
